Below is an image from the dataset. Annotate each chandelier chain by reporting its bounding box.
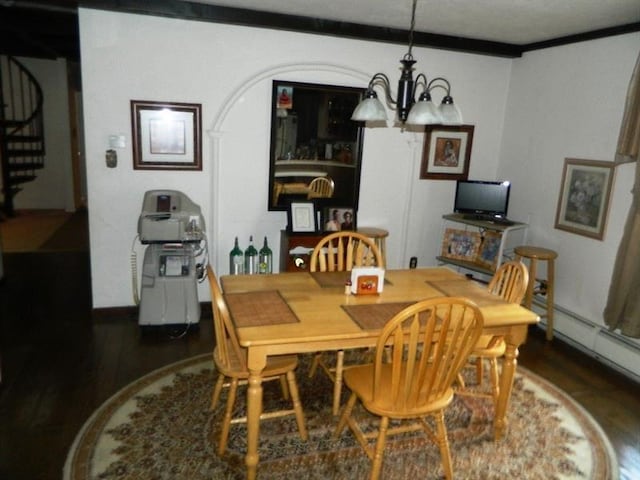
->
[407,0,417,58]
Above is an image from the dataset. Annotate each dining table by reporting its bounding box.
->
[220,267,540,479]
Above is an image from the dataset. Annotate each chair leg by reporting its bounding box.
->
[489,358,500,405]
[475,357,484,385]
[279,374,290,400]
[370,416,389,480]
[334,392,357,437]
[285,370,308,440]
[308,353,322,378]
[434,410,453,480]
[211,373,225,410]
[332,350,345,415]
[217,378,238,456]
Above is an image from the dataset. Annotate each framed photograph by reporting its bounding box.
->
[322,206,356,232]
[476,231,502,270]
[554,158,615,240]
[420,125,474,180]
[441,228,482,262]
[288,202,317,233]
[131,100,202,170]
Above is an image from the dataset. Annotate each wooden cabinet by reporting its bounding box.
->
[436,214,528,277]
[279,230,325,272]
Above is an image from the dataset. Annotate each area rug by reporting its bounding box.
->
[64,353,618,480]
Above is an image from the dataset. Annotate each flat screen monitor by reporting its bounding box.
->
[454,180,511,218]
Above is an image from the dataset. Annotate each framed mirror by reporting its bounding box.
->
[268,80,365,211]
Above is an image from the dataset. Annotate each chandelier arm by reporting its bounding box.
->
[368,72,396,104]
[427,77,452,95]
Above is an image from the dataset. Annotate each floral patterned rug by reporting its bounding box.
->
[64,353,617,480]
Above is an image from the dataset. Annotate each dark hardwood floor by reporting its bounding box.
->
[0,250,638,479]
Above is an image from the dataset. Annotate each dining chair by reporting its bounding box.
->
[206,265,308,455]
[306,176,334,199]
[456,260,529,404]
[308,231,384,415]
[334,297,484,480]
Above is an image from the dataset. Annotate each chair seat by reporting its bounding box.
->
[473,335,506,357]
[214,345,299,379]
[343,363,454,418]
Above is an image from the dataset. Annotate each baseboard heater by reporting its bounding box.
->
[532,296,640,383]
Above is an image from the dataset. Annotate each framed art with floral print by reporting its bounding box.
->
[554,158,615,240]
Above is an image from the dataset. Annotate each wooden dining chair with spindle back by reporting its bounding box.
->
[308,231,384,415]
[206,265,308,455]
[456,260,529,405]
[334,297,484,480]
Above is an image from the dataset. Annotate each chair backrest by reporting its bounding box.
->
[309,231,384,272]
[307,176,334,199]
[487,260,529,303]
[372,297,483,411]
[206,265,247,372]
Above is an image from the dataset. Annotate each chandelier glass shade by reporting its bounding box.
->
[351,0,462,126]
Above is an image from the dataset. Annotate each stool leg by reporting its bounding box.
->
[546,259,555,341]
[524,258,537,310]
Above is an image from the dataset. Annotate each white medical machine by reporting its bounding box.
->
[135,190,207,327]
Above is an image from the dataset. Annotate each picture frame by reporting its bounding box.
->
[475,231,502,270]
[131,100,202,171]
[441,228,482,262]
[554,158,615,240]
[321,206,356,232]
[288,202,318,233]
[420,125,474,180]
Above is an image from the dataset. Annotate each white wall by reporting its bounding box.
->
[498,34,640,330]
[13,57,74,211]
[79,8,511,309]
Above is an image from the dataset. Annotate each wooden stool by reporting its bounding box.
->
[514,246,558,341]
[357,227,389,267]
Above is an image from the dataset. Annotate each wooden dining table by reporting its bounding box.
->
[220,267,540,479]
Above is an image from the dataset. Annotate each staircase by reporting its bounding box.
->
[0,55,45,217]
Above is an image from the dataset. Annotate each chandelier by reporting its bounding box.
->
[351,0,462,126]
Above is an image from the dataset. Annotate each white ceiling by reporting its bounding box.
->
[196,0,640,45]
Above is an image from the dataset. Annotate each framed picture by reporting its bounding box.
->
[288,202,317,233]
[131,100,202,170]
[441,228,482,262]
[476,231,502,270]
[554,158,615,240]
[322,206,356,232]
[420,125,474,180]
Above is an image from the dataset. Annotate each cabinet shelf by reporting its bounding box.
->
[436,213,528,276]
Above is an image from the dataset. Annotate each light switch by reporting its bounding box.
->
[108,135,126,149]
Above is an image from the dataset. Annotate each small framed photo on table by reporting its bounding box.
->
[288,202,317,233]
[131,100,202,171]
[322,206,356,232]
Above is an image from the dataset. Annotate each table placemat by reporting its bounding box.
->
[427,280,505,307]
[310,271,352,288]
[224,290,299,327]
[341,302,415,330]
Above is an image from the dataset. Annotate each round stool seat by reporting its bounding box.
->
[514,246,557,260]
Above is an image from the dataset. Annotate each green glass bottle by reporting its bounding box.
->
[258,236,273,274]
[229,237,244,275]
[244,236,258,274]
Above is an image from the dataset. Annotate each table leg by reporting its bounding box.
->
[493,326,527,441]
[246,348,267,480]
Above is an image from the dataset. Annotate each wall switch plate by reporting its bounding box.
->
[108,135,126,148]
